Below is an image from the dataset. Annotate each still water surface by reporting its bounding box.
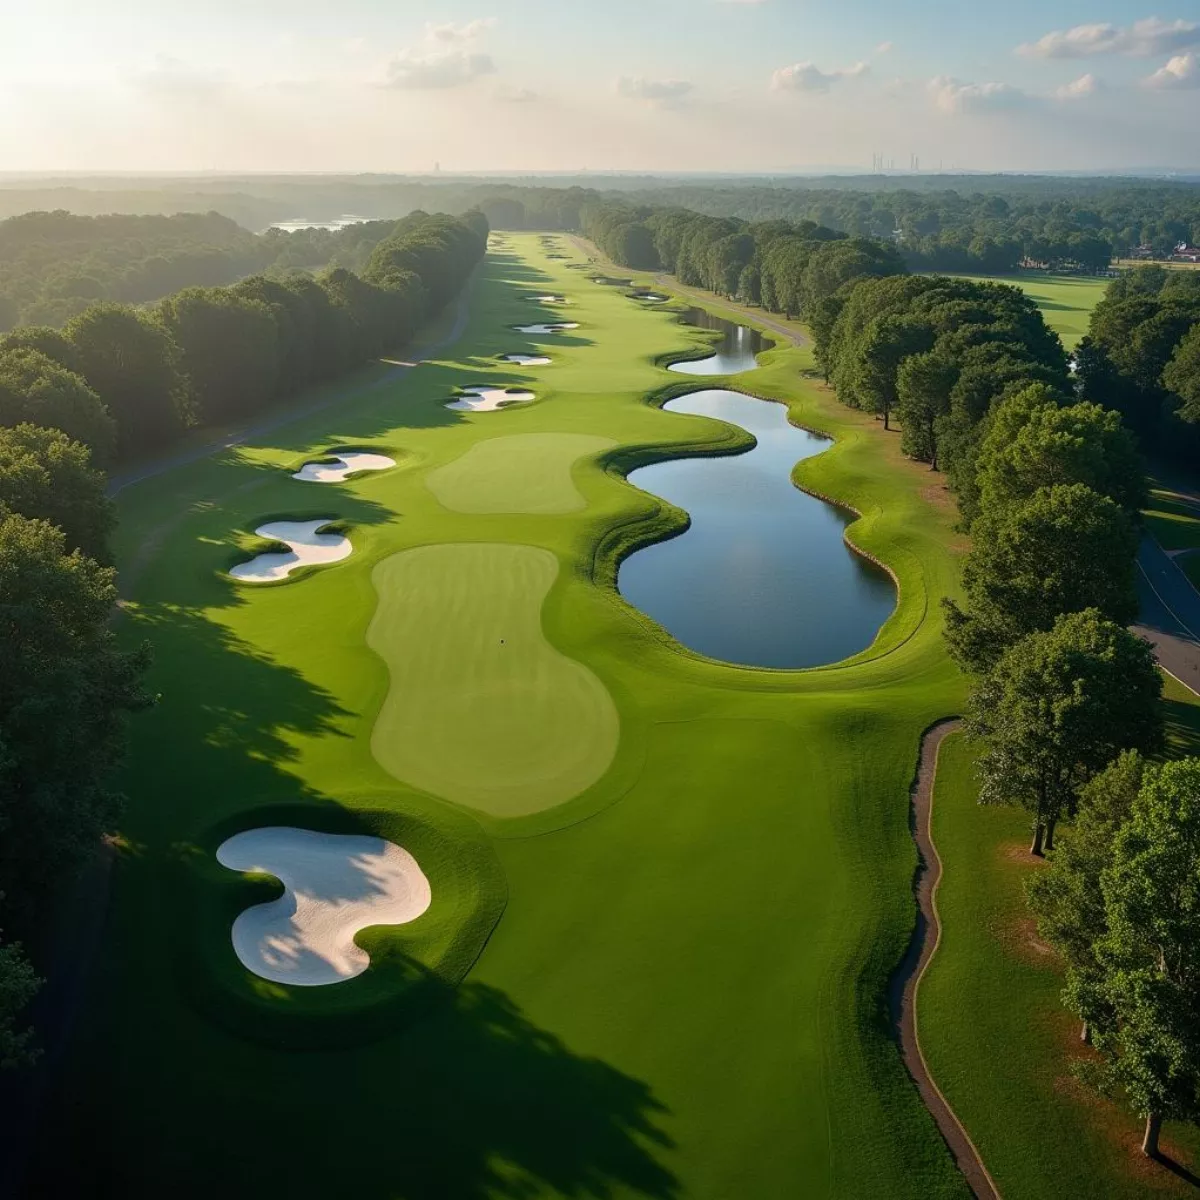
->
[668,308,772,376]
[619,390,896,668]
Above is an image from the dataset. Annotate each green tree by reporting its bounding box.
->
[0,349,116,463]
[1163,323,1200,424]
[1094,758,1200,1157]
[65,304,186,457]
[0,514,150,909]
[1026,751,1145,1045]
[966,610,1162,856]
[896,349,958,468]
[944,483,1139,672]
[0,936,41,1068]
[974,386,1148,521]
[0,424,113,561]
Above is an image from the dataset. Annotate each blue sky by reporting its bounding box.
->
[1,1,1197,173]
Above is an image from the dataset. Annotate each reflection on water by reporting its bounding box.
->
[668,308,772,376]
[619,390,895,668]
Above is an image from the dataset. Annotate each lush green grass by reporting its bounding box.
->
[922,686,1200,1199]
[948,273,1107,349]
[41,233,971,1198]
[426,432,616,513]
[1145,489,1200,552]
[367,543,621,817]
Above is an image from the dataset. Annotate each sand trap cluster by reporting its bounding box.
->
[216,826,432,987]
[514,322,580,335]
[526,294,568,303]
[291,450,396,483]
[446,387,536,413]
[501,354,552,366]
[230,520,352,583]
[632,292,668,303]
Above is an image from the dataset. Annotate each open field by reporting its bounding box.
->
[920,679,1200,1200]
[39,234,972,1197]
[947,273,1107,350]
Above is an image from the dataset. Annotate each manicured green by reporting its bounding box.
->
[368,542,620,817]
[922,700,1200,1199]
[426,432,615,513]
[42,234,972,1198]
[949,273,1107,349]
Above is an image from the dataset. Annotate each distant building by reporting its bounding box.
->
[1129,244,1156,260]
[1172,241,1200,263]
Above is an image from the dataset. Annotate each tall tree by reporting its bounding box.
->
[1095,758,1200,1157]
[896,349,958,468]
[966,610,1162,856]
[0,514,150,909]
[0,349,115,463]
[0,424,113,562]
[944,483,1139,672]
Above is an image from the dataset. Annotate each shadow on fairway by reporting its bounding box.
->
[40,974,679,1200]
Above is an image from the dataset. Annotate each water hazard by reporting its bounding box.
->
[668,308,772,376]
[619,390,896,668]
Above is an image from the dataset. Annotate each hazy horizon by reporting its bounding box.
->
[4,1,1199,176]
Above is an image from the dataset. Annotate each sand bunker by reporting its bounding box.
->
[526,294,567,303]
[229,520,351,583]
[500,354,552,366]
[446,387,536,413]
[216,827,431,987]
[426,432,615,514]
[291,450,396,483]
[514,322,580,335]
[632,292,668,303]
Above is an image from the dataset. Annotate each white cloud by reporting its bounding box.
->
[876,42,894,55]
[495,84,539,103]
[382,18,498,90]
[1017,17,1200,59]
[1054,72,1101,99]
[615,76,694,104]
[384,49,495,89]
[929,76,1030,113]
[425,19,497,43]
[771,61,868,93]
[1144,52,1200,87]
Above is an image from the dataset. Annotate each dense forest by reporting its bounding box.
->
[0,207,488,1059]
[0,210,413,331]
[5,172,1200,276]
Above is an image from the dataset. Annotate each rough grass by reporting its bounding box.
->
[947,272,1107,350]
[1145,489,1200,552]
[41,234,970,1199]
[922,684,1200,1199]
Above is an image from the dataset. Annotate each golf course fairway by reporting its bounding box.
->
[37,233,974,1199]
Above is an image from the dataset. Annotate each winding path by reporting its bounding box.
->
[891,719,1002,1200]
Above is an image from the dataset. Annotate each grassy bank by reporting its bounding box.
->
[40,234,969,1198]
[921,679,1200,1198]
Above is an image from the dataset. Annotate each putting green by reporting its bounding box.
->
[425,432,615,514]
[367,542,620,816]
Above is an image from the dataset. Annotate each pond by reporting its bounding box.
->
[619,390,896,668]
[668,308,772,376]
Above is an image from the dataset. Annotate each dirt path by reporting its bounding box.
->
[890,718,1002,1200]
[565,235,810,349]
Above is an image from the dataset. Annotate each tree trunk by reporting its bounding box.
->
[1080,1021,1090,1045]
[1143,1112,1162,1158]
[1030,821,1046,857]
[883,407,890,431]
[1045,817,1058,853]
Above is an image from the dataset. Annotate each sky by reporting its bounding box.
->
[2,0,1199,175]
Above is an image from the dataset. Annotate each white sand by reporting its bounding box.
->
[526,294,567,303]
[514,322,580,334]
[216,827,432,987]
[635,293,668,302]
[501,354,552,366]
[229,519,352,583]
[446,387,536,413]
[291,451,396,483]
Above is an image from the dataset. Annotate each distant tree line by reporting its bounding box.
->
[0,207,487,1063]
[0,209,413,332]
